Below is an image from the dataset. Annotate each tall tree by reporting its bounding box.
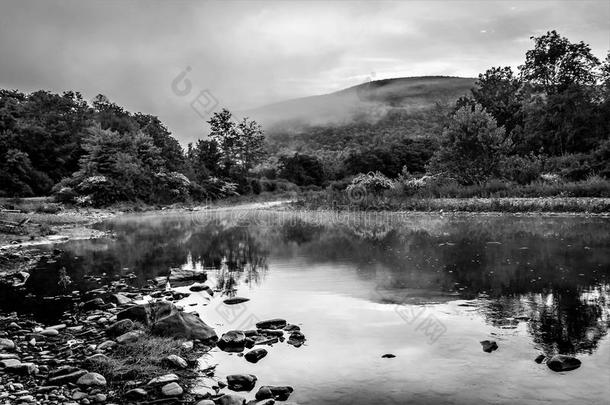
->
[520,30,600,93]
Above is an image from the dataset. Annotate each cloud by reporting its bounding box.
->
[0,0,608,145]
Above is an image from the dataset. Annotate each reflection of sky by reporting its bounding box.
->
[187,259,610,405]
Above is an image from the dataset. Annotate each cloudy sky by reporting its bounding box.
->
[0,0,608,144]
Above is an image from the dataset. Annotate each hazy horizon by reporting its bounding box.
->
[1,0,608,145]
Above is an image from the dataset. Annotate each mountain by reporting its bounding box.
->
[243,76,476,128]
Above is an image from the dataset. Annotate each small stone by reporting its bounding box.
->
[125,388,147,399]
[382,354,396,358]
[115,330,144,344]
[223,297,250,305]
[535,354,546,364]
[226,374,257,391]
[163,354,188,369]
[480,340,498,353]
[217,394,247,405]
[40,329,60,337]
[244,348,267,363]
[148,373,179,386]
[77,372,107,387]
[92,393,107,402]
[255,319,286,330]
[0,338,15,350]
[161,382,183,396]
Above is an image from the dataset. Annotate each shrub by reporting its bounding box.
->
[499,154,543,184]
[347,171,394,195]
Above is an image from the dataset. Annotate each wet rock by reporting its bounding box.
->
[283,324,300,332]
[480,340,498,353]
[148,373,179,386]
[116,330,145,344]
[162,354,188,369]
[151,311,217,342]
[92,393,107,402]
[547,355,581,372]
[223,297,250,305]
[96,340,116,351]
[117,302,176,327]
[0,358,21,369]
[72,391,88,400]
[226,374,257,391]
[256,319,286,330]
[108,293,132,306]
[256,386,293,401]
[217,393,247,405]
[161,382,183,396]
[217,330,246,352]
[106,319,134,337]
[382,354,396,358]
[77,372,107,387]
[287,331,306,347]
[244,348,267,363]
[189,284,213,294]
[0,338,15,350]
[535,354,546,364]
[248,400,275,405]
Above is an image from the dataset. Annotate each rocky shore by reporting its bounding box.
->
[0,250,301,405]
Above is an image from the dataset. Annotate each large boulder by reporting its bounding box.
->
[151,311,217,342]
[168,268,207,282]
[547,355,581,372]
[117,302,177,326]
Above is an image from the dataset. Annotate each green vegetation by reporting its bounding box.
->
[1,30,609,208]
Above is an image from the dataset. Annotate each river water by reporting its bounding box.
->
[3,210,610,404]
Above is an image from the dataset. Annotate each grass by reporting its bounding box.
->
[87,335,195,387]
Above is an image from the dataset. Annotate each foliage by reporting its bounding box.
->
[347,171,394,196]
[278,153,325,186]
[427,104,507,185]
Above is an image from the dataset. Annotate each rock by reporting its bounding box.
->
[287,331,306,347]
[223,297,250,305]
[547,355,581,372]
[151,310,217,342]
[255,386,293,401]
[92,393,107,402]
[189,284,213,294]
[256,319,287,330]
[109,293,132,306]
[535,354,546,364]
[16,395,35,403]
[0,358,21,369]
[148,373,179,386]
[382,354,396,358]
[72,391,88,400]
[244,348,267,363]
[96,340,116,350]
[125,388,147,400]
[83,298,105,311]
[195,401,216,405]
[217,330,246,352]
[85,354,110,365]
[283,324,300,332]
[116,330,145,344]
[163,354,188,369]
[161,382,183,396]
[249,400,275,405]
[40,328,60,337]
[0,338,15,350]
[117,302,177,326]
[15,362,39,375]
[227,374,257,391]
[106,319,134,337]
[77,372,107,387]
[0,353,19,360]
[480,340,498,353]
[217,394,246,405]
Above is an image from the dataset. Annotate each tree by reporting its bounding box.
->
[428,104,507,185]
[520,30,600,93]
[207,108,266,179]
[187,139,221,183]
[133,113,185,172]
[278,153,325,186]
[471,67,523,136]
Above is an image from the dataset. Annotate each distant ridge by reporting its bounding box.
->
[243,76,476,127]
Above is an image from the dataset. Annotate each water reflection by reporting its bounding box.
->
[3,212,609,357]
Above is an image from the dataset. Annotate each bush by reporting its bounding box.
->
[543,154,592,181]
[499,155,543,184]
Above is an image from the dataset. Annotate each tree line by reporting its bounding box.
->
[1,30,609,205]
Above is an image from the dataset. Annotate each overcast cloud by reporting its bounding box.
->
[0,0,608,145]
